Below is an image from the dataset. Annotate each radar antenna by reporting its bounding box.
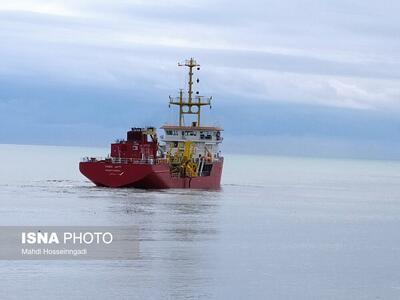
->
[169,58,212,126]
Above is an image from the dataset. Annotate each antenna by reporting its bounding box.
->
[169,58,212,126]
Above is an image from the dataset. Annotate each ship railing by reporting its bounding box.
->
[81,157,168,165]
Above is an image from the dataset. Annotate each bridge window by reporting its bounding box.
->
[199,131,212,139]
[166,130,178,136]
[184,131,196,136]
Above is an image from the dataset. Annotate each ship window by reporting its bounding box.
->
[184,131,196,136]
[166,130,178,136]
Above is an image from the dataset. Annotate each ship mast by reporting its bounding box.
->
[169,58,212,126]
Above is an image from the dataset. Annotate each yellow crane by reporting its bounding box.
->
[168,141,198,177]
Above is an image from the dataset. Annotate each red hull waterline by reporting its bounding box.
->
[80,159,223,189]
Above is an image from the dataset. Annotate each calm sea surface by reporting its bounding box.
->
[1,144,400,299]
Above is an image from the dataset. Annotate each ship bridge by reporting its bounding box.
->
[161,124,223,161]
[161,124,223,142]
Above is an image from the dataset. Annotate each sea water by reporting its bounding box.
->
[0,144,400,299]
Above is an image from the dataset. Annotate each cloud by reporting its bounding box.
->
[0,0,399,113]
[0,1,82,17]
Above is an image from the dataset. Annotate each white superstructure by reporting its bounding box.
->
[161,124,223,161]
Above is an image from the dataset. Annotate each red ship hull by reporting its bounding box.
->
[79,159,223,189]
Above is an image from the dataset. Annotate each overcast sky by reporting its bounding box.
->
[0,0,399,159]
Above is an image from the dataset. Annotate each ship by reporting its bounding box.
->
[79,58,224,189]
